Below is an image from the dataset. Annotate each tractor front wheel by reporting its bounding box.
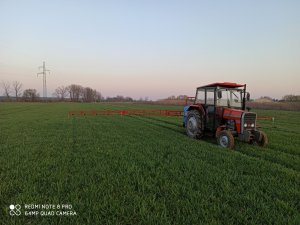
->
[257,131,268,147]
[217,130,235,149]
[186,110,203,139]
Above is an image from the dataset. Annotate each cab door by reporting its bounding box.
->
[204,89,216,132]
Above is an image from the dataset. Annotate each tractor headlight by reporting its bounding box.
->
[251,123,255,128]
[244,123,247,128]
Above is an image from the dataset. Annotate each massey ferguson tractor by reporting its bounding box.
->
[183,82,268,149]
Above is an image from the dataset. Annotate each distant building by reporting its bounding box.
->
[254,97,273,103]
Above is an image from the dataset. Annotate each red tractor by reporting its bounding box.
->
[183,82,268,149]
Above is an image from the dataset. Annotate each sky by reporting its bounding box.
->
[0,0,299,100]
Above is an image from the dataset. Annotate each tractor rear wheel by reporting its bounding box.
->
[186,110,203,139]
[257,131,268,147]
[217,130,234,149]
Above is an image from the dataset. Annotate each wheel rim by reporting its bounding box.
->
[187,116,197,134]
[220,135,229,147]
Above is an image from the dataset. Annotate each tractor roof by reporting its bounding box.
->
[198,82,244,89]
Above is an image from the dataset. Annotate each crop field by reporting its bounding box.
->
[0,102,299,225]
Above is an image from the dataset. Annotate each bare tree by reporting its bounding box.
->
[60,86,69,99]
[282,94,300,102]
[1,81,11,99]
[23,89,40,102]
[53,89,60,99]
[54,86,68,100]
[82,87,98,102]
[12,81,23,101]
[96,91,103,102]
[68,84,83,102]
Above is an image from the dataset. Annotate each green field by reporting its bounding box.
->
[1,103,299,225]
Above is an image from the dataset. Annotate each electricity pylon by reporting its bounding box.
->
[37,61,50,100]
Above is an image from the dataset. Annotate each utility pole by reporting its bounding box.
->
[37,61,50,100]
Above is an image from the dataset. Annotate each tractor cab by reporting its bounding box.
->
[194,82,247,131]
[196,84,245,109]
[183,82,268,149]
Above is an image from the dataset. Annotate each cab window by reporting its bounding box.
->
[206,90,214,105]
[195,89,205,104]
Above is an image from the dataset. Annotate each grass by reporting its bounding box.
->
[0,102,299,225]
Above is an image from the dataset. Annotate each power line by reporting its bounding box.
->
[37,61,50,100]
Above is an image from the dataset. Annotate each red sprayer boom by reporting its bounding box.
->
[68,109,183,117]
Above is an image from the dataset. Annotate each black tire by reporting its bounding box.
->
[257,131,268,147]
[217,130,235,149]
[185,110,203,139]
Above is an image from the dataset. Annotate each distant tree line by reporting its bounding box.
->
[257,95,300,102]
[165,94,300,103]
[0,80,149,102]
[0,80,40,102]
[0,81,104,102]
[281,95,300,102]
[3,79,298,103]
[106,95,133,102]
[53,84,103,102]
[167,95,189,100]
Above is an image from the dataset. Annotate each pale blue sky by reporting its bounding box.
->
[0,0,299,99]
